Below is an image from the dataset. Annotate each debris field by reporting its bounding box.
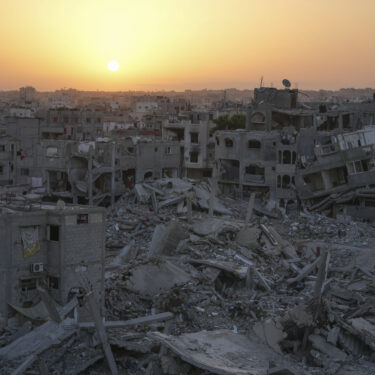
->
[1,177,375,375]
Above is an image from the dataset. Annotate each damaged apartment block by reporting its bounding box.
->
[1,84,375,374]
[215,85,375,218]
[0,202,106,327]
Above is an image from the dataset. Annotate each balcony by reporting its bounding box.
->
[243,174,265,185]
[342,145,373,162]
[315,143,340,157]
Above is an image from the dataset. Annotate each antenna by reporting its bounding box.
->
[282,79,291,89]
[260,76,263,88]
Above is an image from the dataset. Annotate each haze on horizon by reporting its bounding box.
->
[1,0,374,92]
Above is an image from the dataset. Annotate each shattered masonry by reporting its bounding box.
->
[0,87,374,374]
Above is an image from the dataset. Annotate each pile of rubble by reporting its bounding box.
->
[1,178,374,374]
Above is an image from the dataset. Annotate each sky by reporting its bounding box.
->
[0,0,374,91]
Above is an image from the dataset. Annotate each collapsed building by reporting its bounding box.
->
[0,112,180,205]
[1,87,375,374]
[1,176,374,374]
[162,113,216,179]
[2,87,375,221]
[215,86,375,219]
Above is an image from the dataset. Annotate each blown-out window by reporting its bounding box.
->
[225,138,233,147]
[248,139,261,149]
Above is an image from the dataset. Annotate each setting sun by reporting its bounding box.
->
[108,60,119,72]
[1,0,375,90]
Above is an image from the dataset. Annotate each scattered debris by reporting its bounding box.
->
[1,177,375,374]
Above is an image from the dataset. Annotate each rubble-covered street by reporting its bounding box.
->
[1,177,374,374]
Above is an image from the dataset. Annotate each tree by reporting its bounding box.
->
[210,114,246,135]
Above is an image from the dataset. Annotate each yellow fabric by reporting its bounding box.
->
[20,226,40,258]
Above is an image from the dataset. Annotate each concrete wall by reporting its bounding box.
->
[0,206,105,323]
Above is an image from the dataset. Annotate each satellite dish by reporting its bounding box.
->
[282,79,291,88]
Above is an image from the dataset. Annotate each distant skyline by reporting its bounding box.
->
[1,0,375,91]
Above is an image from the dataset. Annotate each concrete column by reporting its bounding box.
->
[46,171,50,195]
[338,114,343,131]
[209,178,215,217]
[111,142,116,207]
[321,170,331,190]
[245,192,256,223]
[12,143,17,185]
[238,160,244,199]
[187,195,192,223]
[88,146,93,206]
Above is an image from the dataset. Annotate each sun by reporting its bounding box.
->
[108,60,119,72]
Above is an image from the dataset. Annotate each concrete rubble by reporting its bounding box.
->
[0,176,375,374]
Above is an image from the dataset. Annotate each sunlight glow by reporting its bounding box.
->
[1,0,375,90]
[108,60,119,72]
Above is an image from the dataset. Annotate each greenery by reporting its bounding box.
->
[210,114,246,135]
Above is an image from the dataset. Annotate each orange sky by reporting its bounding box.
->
[0,0,374,91]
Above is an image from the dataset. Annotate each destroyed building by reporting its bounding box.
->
[0,86,375,374]
[163,115,216,179]
[215,86,375,217]
[0,203,106,326]
[0,111,181,205]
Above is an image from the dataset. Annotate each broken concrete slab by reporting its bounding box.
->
[349,317,375,342]
[282,304,314,328]
[106,244,138,272]
[192,218,238,237]
[149,329,301,375]
[160,178,193,194]
[79,312,174,329]
[197,197,231,215]
[254,318,287,354]
[188,259,248,279]
[327,327,340,346]
[158,195,185,208]
[236,226,261,249]
[0,318,77,361]
[123,260,194,296]
[308,334,347,361]
[134,184,151,203]
[149,221,188,258]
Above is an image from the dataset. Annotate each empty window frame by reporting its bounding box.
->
[248,139,261,149]
[282,175,291,188]
[225,138,233,147]
[48,276,59,289]
[190,132,199,144]
[282,150,291,164]
[77,214,88,224]
[190,151,199,163]
[48,225,60,241]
